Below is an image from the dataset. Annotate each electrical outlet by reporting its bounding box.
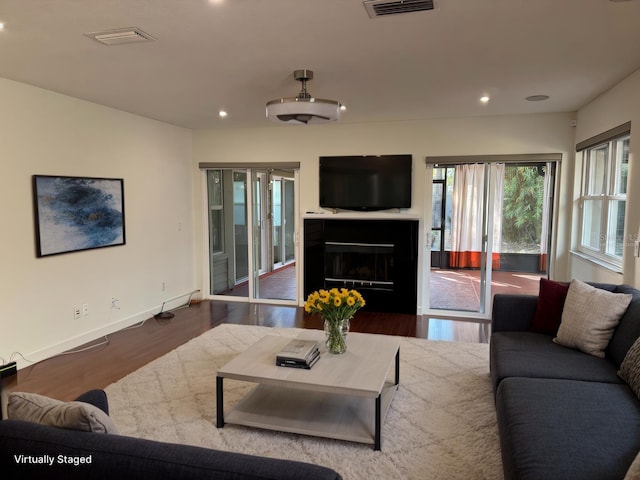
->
[82,303,89,316]
[73,306,82,320]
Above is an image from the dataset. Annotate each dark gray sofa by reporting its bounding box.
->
[491,283,640,480]
[0,389,342,480]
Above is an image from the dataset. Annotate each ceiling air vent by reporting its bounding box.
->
[85,27,155,46]
[363,0,434,18]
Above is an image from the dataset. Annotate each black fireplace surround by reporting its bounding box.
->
[304,218,418,314]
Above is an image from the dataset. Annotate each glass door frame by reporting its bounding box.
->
[271,174,296,270]
[422,154,561,320]
[422,163,498,319]
[202,167,300,306]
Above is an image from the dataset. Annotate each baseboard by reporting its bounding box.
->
[15,308,157,370]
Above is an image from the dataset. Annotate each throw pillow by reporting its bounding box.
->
[554,279,632,358]
[530,278,570,335]
[619,336,640,399]
[7,391,118,434]
[624,447,640,480]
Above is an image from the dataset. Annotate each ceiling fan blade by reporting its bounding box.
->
[276,113,331,124]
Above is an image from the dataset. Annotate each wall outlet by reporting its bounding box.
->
[82,303,89,316]
[73,306,82,320]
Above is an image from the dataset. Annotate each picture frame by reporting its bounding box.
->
[32,175,126,257]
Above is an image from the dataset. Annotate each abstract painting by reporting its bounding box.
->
[33,175,125,257]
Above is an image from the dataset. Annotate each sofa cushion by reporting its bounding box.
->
[554,279,632,358]
[495,377,640,480]
[490,331,622,392]
[7,392,118,434]
[530,278,569,335]
[608,285,640,367]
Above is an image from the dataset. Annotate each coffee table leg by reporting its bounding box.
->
[373,348,400,450]
[216,376,224,428]
[374,394,381,450]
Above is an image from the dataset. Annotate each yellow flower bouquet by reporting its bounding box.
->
[304,288,366,353]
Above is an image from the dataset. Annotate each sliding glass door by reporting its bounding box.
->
[428,163,496,313]
[426,158,557,316]
[206,167,298,303]
[271,175,295,269]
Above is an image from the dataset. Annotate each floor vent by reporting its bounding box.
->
[85,27,155,46]
[363,0,435,18]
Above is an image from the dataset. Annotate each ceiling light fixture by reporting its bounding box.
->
[480,96,490,103]
[218,110,228,118]
[526,95,550,102]
[266,70,341,125]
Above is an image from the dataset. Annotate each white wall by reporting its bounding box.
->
[193,112,576,310]
[0,78,196,369]
[572,68,640,287]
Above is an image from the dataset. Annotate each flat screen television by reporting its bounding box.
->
[319,155,412,211]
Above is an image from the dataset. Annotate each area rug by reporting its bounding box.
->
[105,324,503,480]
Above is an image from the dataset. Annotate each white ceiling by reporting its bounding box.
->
[1,0,639,130]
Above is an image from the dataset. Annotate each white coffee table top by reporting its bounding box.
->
[217,329,400,397]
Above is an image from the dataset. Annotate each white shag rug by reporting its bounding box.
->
[105,324,503,480]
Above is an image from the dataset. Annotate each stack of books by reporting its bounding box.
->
[276,339,320,369]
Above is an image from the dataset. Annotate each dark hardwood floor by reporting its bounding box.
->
[2,300,488,402]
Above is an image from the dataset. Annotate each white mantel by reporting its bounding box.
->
[302,210,421,221]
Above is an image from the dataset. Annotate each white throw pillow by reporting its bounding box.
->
[624,449,640,480]
[553,279,632,358]
[7,391,118,434]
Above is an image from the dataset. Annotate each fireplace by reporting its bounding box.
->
[304,218,418,314]
[324,241,394,291]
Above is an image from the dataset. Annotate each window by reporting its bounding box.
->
[578,133,629,267]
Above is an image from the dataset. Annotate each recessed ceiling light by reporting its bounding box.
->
[340,104,347,111]
[218,110,228,118]
[526,95,550,102]
[0,23,5,30]
[480,96,490,103]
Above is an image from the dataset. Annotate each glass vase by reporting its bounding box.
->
[324,317,350,354]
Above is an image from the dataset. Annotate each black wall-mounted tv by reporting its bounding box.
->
[319,155,412,211]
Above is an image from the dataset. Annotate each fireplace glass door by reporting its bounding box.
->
[324,242,394,292]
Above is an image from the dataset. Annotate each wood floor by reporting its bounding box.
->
[1,300,489,403]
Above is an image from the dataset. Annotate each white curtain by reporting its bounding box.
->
[450,164,504,268]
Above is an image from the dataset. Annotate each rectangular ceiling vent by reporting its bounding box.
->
[85,27,155,46]
[363,0,434,18]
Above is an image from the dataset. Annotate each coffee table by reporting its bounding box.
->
[216,330,400,450]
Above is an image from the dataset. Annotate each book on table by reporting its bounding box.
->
[276,339,320,369]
